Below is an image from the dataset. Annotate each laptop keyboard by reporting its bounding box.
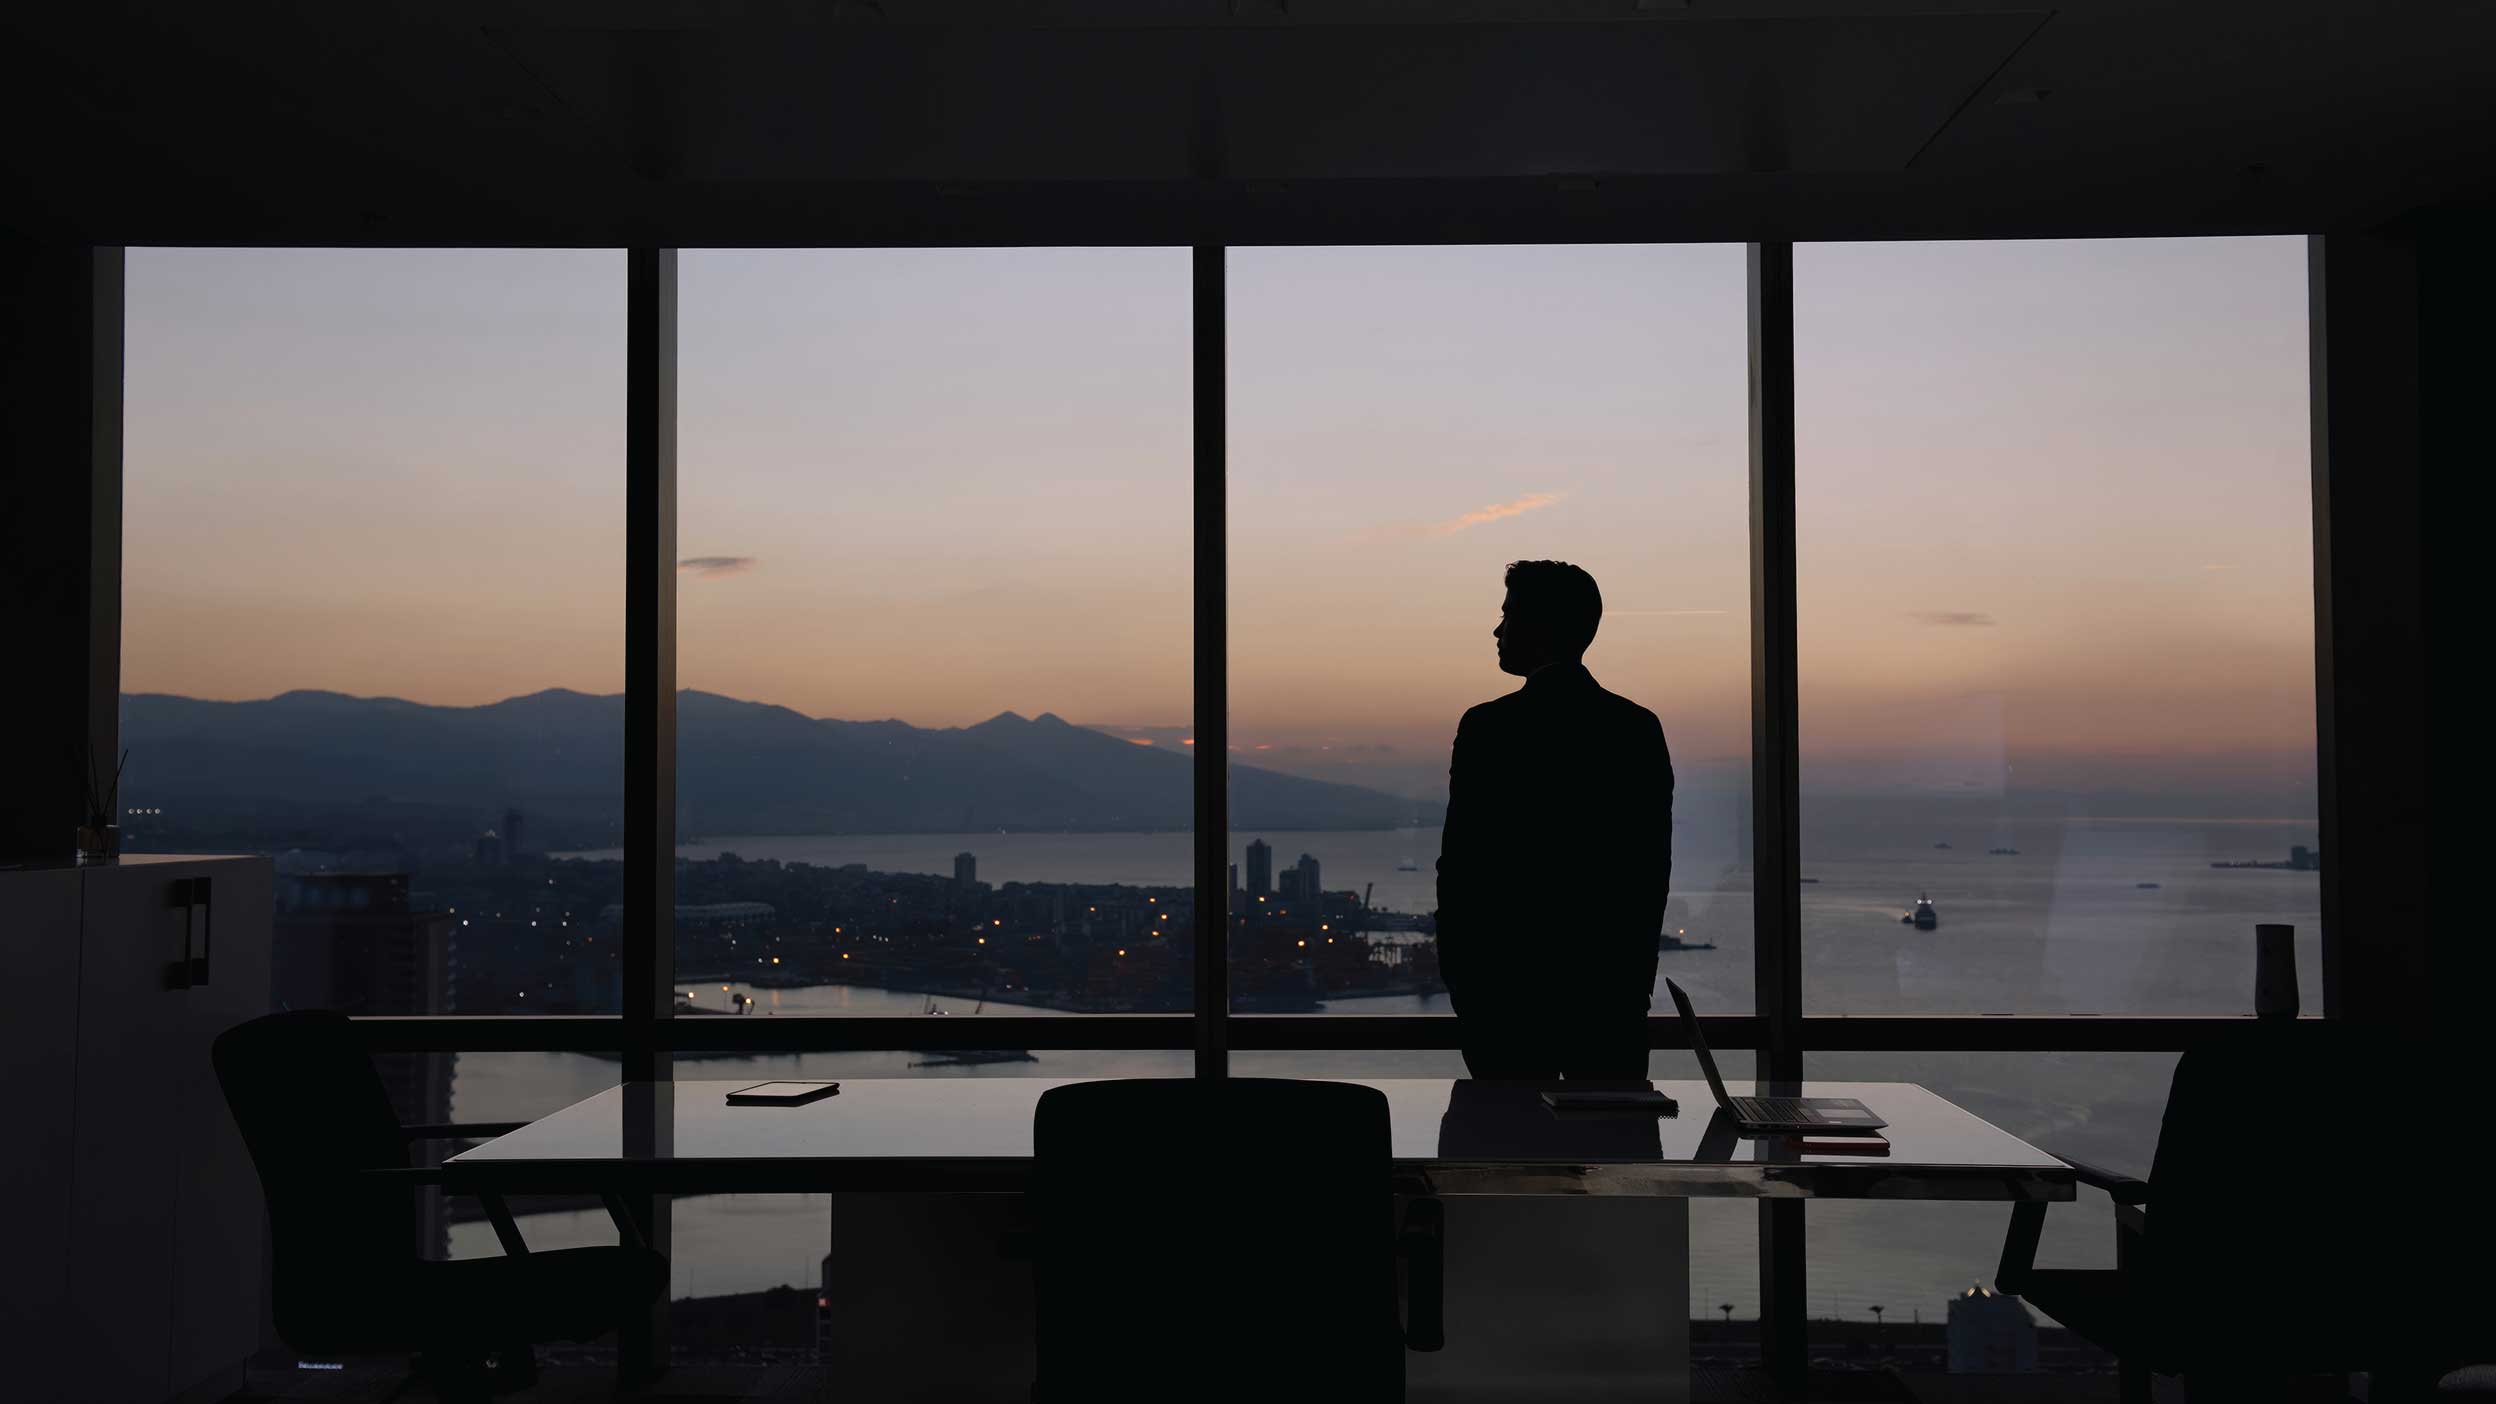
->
[1738,1097,1820,1121]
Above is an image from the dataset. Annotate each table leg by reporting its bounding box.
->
[1402,1196,1690,1403]
[616,1192,670,1390]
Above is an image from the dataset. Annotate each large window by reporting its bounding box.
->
[122,248,628,1047]
[1795,237,2318,1015]
[668,248,1196,1022]
[1225,244,1753,1023]
[116,238,2334,1378]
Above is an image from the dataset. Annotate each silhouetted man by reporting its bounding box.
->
[1436,560,1674,1080]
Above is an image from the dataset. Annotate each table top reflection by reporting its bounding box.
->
[443,1078,2073,1202]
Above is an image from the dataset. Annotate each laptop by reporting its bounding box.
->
[1665,980,1888,1135]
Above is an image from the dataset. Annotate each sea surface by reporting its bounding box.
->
[516,814,2320,1329]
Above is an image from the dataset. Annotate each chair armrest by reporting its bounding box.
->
[401,1121,528,1142]
[2052,1151,2150,1206]
[1399,1197,1445,1353]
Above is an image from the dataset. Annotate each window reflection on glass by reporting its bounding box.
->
[1796,237,2318,1014]
[121,248,628,1027]
[1801,1051,2176,1367]
[1226,245,1753,1017]
[670,250,1194,1016]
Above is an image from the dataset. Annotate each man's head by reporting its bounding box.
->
[1495,560,1603,677]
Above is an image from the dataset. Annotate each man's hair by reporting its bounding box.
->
[1504,559,1603,652]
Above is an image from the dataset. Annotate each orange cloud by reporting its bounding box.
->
[1421,491,1565,536]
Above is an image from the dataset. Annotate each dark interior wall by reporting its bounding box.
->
[2414,219,2489,1042]
[2311,216,2483,1040]
[0,243,120,866]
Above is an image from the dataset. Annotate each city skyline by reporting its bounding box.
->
[121,238,2314,805]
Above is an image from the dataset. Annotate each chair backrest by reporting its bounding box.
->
[1033,1078,1402,1403]
[212,1009,419,1352]
[2145,1025,2468,1370]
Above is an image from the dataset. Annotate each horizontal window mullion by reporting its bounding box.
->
[347,1012,2310,1056]
[1796,1014,2319,1052]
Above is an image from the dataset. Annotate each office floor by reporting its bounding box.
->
[235,1359,2159,1403]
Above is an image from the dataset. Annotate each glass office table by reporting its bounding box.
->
[439,1078,2075,1202]
[433,1080,2072,1401]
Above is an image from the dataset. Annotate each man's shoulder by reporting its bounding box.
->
[1597,687,1665,732]
[1579,677,1663,728]
[1458,692,1527,727]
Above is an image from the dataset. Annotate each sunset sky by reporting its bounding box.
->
[121,238,2313,806]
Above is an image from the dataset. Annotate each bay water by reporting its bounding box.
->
[511,815,2319,1327]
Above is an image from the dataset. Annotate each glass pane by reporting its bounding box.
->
[1796,237,2318,1014]
[1226,244,1753,1037]
[663,249,1195,1015]
[644,1052,1188,1365]
[436,1051,619,1265]
[1803,1052,2174,1379]
[121,249,627,1018]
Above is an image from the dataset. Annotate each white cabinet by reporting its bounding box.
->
[2,855,273,1404]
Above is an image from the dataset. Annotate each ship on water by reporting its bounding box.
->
[1900,894,1939,930]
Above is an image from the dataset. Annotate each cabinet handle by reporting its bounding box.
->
[185,876,213,987]
[164,876,214,990]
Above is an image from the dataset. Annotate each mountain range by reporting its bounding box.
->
[119,688,1440,844]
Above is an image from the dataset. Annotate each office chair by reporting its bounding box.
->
[1995,1026,2483,1402]
[214,1010,666,1400]
[1032,1078,1442,1404]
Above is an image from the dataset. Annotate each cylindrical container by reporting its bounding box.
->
[2255,923,2298,1019]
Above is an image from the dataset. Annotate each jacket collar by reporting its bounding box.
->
[1522,660,1594,693]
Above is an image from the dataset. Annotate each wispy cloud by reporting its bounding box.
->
[1401,491,1566,537]
[678,556,756,577]
[1367,489,1557,537]
[1911,610,1996,628]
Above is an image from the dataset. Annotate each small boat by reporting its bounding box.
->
[1394,861,1421,872]
[1987,847,2020,856]
[1934,841,1953,850]
[2137,882,2162,890]
[1900,894,1938,930]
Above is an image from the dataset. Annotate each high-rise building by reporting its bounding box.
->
[1245,839,1272,897]
[1295,853,1321,902]
[273,872,456,1257]
[1946,1284,2038,1373]
[955,851,977,887]
[503,806,526,860]
[1279,868,1306,902]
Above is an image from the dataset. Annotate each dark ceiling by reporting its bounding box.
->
[5,1,2492,245]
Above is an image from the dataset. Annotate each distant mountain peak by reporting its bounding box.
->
[267,688,426,710]
[116,685,1444,834]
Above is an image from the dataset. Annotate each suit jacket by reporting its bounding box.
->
[1434,662,1674,1008]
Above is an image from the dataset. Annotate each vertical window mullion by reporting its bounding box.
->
[1747,240,1805,1389]
[1194,245,1229,1078]
[624,247,679,1082]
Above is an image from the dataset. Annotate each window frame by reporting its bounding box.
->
[108,239,2330,1384]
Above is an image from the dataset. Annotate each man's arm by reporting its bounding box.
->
[1434,712,1478,988]
[1641,714,1675,947]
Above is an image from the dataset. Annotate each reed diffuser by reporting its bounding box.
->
[76,745,126,864]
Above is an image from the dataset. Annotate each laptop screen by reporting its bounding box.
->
[1666,980,1734,1111]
